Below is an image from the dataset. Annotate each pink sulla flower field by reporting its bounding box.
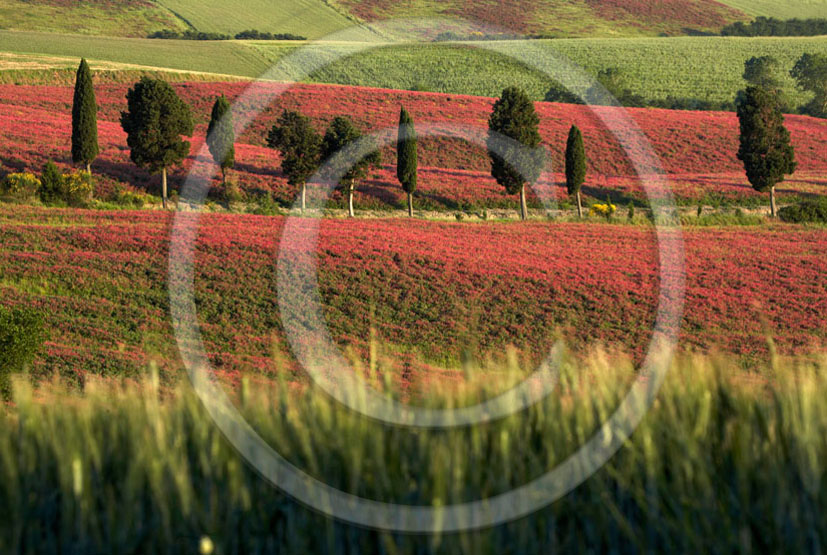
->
[1,81,826,209]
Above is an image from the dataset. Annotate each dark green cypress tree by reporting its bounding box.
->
[120,78,193,209]
[736,86,797,217]
[206,95,235,184]
[487,87,545,220]
[71,58,99,174]
[267,110,322,214]
[321,116,381,218]
[396,107,418,217]
[565,125,586,218]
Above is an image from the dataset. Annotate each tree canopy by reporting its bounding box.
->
[736,86,797,216]
[487,86,545,219]
[120,77,193,175]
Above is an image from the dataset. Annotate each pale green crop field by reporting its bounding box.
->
[0,30,271,76]
[717,0,827,19]
[153,0,364,39]
[2,31,826,106]
[0,0,188,38]
[255,36,827,104]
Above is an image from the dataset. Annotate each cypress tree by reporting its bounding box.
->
[396,107,418,217]
[120,78,193,209]
[487,87,545,220]
[565,125,586,218]
[736,86,797,217]
[71,58,99,175]
[267,110,321,214]
[321,116,381,218]
[206,95,235,184]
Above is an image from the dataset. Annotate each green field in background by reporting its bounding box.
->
[2,31,826,106]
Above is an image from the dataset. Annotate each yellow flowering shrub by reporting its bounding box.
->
[590,203,617,220]
[61,171,94,206]
[1,172,41,200]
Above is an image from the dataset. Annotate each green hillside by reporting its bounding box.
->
[0,0,825,39]
[716,0,827,19]
[333,0,749,38]
[248,37,827,104]
[0,0,186,37]
[2,31,826,107]
[153,0,361,39]
[0,31,270,76]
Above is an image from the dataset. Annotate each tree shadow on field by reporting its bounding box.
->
[416,191,463,211]
[0,156,26,176]
[581,184,646,207]
[93,158,156,189]
[234,161,284,179]
[359,179,404,207]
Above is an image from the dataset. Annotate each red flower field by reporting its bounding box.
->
[1,205,824,385]
[1,81,826,209]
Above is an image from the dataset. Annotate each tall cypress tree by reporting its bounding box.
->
[565,125,586,218]
[396,107,418,217]
[736,86,797,217]
[120,78,193,209]
[71,58,99,174]
[207,95,235,184]
[487,87,545,220]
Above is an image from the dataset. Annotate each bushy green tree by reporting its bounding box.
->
[321,116,381,218]
[790,53,827,117]
[736,86,797,217]
[565,125,586,218]
[396,107,418,217]
[206,95,235,184]
[0,305,46,399]
[487,87,545,220]
[120,78,193,209]
[267,110,322,214]
[71,58,99,174]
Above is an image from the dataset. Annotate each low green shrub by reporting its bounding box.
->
[39,162,64,204]
[778,197,827,223]
[0,305,46,398]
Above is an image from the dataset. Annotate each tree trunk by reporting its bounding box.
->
[85,163,91,175]
[519,185,527,221]
[301,183,306,214]
[161,167,168,210]
[576,191,583,219]
[770,186,777,218]
[221,167,226,185]
[407,192,413,217]
[348,185,354,218]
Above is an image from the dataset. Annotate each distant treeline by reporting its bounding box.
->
[432,31,557,42]
[147,29,306,41]
[722,17,827,37]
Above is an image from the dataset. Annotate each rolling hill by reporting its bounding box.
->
[2,31,826,107]
[0,0,824,40]
[0,0,187,38]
